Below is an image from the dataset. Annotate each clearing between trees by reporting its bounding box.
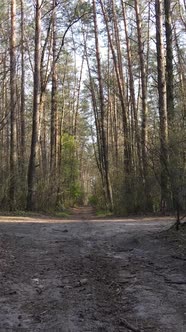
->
[0,207,185,331]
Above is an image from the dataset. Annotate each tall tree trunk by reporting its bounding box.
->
[27,0,41,210]
[155,0,169,211]
[100,0,131,175]
[111,0,129,178]
[134,0,151,208]
[174,26,186,122]
[164,0,174,125]
[121,0,142,175]
[9,0,17,210]
[92,0,113,211]
[85,52,108,205]
[134,0,148,174]
[50,0,58,174]
[20,0,25,172]
[73,54,84,138]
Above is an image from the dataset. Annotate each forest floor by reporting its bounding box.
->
[0,207,185,332]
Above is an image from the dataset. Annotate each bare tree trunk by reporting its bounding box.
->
[50,0,58,174]
[164,0,174,124]
[107,45,119,171]
[92,0,113,211]
[100,0,131,175]
[134,0,148,176]
[111,0,128,168]
[40,104,47,175]
[121,0,142,175]
[9,0,17,210]
[20,0,25,174]
[83,31,103,181]
[155,0,169,211]
[134,0,152,209]
[27,0,41,210]
[174,26,186,122]
[73,54,84,138]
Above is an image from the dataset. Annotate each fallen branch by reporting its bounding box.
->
[171,255,186,261]
[120,319,142,332]
[166,280,186,285]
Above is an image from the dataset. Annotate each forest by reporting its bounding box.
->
[0,0,186,218]
[0,1,186,331]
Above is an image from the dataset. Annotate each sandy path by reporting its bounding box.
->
[0,209,185,331]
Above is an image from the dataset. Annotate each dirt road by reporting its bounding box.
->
[0,208,185,331]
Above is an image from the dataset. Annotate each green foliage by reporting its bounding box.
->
[62,132,76,151]
[0,0,185,218]
[62,133,78,183]
[88,194,98,207]
[74,1,92,24]
[60,133,85,207]
[70,182,84,203]
[52,210,71,218]
[96,210,113,218]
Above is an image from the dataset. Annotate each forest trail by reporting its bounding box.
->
[0,210,185,331]
[69,206,96,220]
